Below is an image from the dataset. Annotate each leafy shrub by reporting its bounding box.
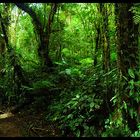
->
[32,80,54,89]
[79,58,93,67]
[131,124,140,137]
[46,89,103,137]
[45,63,119,136]
[102,116,132,137]
[60,67,83,78]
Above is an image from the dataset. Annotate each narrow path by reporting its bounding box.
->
[0,107,61,137]
[0,113,22,137]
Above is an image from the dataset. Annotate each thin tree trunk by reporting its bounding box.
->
[100,3,110,73]
[99,3,111,113]
[94,26,100,66]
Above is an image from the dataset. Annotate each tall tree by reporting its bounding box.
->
[100,3,110,73]
[93,4,101,67]
[0,4,28,100]
[97,3,111,113]
[115,3,139,131]
[15,3,58,69]
[116,3,139,78]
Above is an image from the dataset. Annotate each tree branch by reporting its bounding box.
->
[14,3,42,30]
[0,13,9,49]
[47,3,58,34]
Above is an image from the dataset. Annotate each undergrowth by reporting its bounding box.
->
[43,64,140,137]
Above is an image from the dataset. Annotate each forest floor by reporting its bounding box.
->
[0,104,61,137]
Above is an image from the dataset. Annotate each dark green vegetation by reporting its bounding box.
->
[0,3,140,137]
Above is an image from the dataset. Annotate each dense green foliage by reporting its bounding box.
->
[0,3,140,137]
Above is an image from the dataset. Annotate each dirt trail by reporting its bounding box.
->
[0,108,61,137]
[0,113,22,137]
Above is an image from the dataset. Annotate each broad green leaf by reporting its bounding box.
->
[129,79,134,86]
[65,69,71,75]
[123,101,127,110]
[128,69,135,79]
[90,102,94,108]
[76,130,80,137]
[76,94,80,98]
[67,114,73,119]
[95,104,100,109]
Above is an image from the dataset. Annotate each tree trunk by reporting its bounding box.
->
[15,3,58,69]
[100,3,110,73]
[115,3,139,131]
[0,4,29,100]
[94,25,100,66]
[116,3,139,78]
[98,3,111,113]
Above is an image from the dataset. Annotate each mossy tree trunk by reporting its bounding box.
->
[116,3,139,78]
[115,3,139,131]
[101,3,110,73]
[99,3,111,113]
